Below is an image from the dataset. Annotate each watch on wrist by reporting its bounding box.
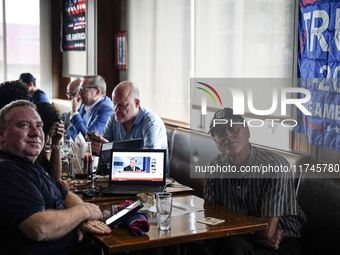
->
[52,145,62,150]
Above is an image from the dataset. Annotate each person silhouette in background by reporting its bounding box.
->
[36,102,73,190]
[19,73,49,104]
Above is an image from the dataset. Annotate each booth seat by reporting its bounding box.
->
[166,125,310,198]
[296,171,340,255]
[50,98,70,115]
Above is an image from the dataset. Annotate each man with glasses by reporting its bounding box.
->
[66,79,82,100]
[66,75,114,140]
[63,79,82,129]
[203,108,306,255]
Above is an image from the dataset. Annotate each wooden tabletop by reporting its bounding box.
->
[91,195,267,254]
[77,179,194,203]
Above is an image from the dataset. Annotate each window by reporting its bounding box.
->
[128,0,191,124]
[128,0,297,150]
[0,0,40,85]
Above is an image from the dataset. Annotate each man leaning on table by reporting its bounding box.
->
[66,75,114,140]
[203,108,307,255]
[0,100,111,255]
[88,81,169,176]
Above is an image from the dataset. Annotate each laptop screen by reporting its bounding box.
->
[110,149,166,183]
[98,139,143,175]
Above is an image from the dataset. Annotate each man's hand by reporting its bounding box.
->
[58,178,74,190]
[82,202,103,221]
[76,220,111,241]
[258,229,284,250]
[85,131,109,156]
[52,120,65,145]
[71,93,82,113]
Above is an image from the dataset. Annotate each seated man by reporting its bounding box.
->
[89,81,169,176]
[203,108,307,255]
[66,75,114,140]
[19,73,50,104]
[124,158,140,171]
[64,79,82,129]
[0,100,111,254]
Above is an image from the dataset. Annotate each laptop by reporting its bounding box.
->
[102,148,166,195]
[97,139,143,176]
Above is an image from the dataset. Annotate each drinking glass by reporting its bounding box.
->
[156,193,172,230]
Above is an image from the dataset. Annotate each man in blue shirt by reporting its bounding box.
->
[66,75,114,140]
[89,81,169,176]
[0,100,111,254]
[19,72,50,104]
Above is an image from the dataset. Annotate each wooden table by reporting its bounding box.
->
[77,179,194,203]
[90,195,267,254]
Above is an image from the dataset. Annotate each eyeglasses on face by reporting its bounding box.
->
[77,86,97,93]
[66,92,77,99]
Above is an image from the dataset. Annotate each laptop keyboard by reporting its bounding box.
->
[108,185,164,192]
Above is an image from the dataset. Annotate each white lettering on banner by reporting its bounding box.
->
[302,101,340,120]
[72,33,85,41]
[303,12,311,51]
[317,65,331,91]
[302,8,340,52]
[65,33,85,42]
[314,65,340,92]
[310,10,329,52]
[324,104,335,119]
[336,8,340,51]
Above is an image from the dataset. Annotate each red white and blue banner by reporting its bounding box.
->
[62,0,86,51]
[295,0,340,151]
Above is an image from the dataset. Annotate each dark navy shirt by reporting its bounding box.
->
[0,150,79,255]
[30,89,50,104]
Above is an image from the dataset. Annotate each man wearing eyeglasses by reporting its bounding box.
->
[63,79,81,130]
[66,75,114,140]
[203,108,306,255]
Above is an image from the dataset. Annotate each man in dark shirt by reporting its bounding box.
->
[19,72,50,104]
[0,100,111,254]
[203,108,306,255]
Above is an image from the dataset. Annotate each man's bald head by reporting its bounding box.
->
[67,79,81,92]
[112,81,140,101]
[66,79,81,99]
[112,81,140,125]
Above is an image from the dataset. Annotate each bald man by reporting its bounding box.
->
[66,79,82,100]
[64,79,82,129]
[89,81,169,176]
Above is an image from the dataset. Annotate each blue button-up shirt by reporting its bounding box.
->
[102,106,169,176]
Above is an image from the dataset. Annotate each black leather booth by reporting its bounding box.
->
[297,171,340,255]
